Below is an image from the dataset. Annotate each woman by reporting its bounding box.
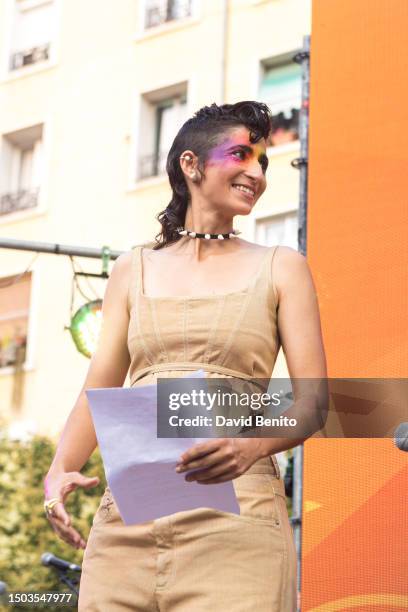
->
[44,101,327,611]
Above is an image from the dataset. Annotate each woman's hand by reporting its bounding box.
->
[175,438,264,484]
[43,470,100,549]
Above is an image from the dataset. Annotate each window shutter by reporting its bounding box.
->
[157,98,188,174]
[12,1,54,52]
[19,148,34,191]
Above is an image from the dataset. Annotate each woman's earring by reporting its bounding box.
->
[191,171,202,184]
[180,155,200,182]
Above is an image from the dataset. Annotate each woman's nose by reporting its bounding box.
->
[245,159,265,179]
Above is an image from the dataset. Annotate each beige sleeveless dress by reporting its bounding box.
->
[78,245,297,612]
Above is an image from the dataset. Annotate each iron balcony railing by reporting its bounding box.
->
[139,151,169,180]
[145,0,192,29]
[0,187,40,216]
[10,43,50,71]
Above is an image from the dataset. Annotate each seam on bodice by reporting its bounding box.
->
[181,300,188,362]
[148,298,169,363]
[217,289,253,367]
[201,294,227,365]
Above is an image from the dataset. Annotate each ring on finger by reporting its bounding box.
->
[44,497,61,517]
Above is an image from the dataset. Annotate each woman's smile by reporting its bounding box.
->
[231,182,256,202]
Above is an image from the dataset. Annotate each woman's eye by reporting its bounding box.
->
[231,150,246,160]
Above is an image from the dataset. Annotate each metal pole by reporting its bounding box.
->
[0,237,123,260]
[291,34,311,610]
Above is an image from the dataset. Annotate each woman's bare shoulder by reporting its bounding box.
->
[115,250,133,269]
[273,246,312,299]
[236,238,269,253]
[274,245,306,261]
[110,250,134,292]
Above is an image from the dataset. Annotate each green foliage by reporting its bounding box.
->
[0,435,105,610]
[0,432,294,610]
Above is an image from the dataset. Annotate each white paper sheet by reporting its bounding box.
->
[86,370,239,525]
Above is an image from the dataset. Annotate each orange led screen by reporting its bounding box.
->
[302,0,408,609]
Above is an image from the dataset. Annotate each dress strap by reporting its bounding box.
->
[268,245,280,307]
[239,245,277,293]
[250,245,280,303]
[127,246,142,314]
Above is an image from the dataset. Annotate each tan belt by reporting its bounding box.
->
[131,362,270,393]
[132,362,257,382]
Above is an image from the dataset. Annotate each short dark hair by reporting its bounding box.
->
[152,101,273,250]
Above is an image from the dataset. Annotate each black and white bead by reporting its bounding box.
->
[177,227,241,240]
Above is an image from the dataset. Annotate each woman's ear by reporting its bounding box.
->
[179,150,200,183]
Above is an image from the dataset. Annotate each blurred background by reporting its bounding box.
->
[0,0,309,600]
[0,0,309,438]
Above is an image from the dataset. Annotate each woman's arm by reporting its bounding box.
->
[44,251,132,547]
[176,246,328,482]
[256,245,328,456]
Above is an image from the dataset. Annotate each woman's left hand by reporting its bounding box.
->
[175,438,265,484]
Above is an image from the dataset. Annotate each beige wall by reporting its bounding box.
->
[0,0,311,437]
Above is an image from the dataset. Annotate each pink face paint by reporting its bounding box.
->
[206,132,268,173]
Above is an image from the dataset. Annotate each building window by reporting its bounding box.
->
[9,0,55,71]
[144,0,193,29]
[259,56,302,148]
[138,84,188,180]
[0,271,31,370]
[0,124,43,217]
[255,211,298,250]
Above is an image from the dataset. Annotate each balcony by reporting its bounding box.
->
[10,44,50,71]
[139,152,169,180]
[145,0,192,29]
[268,108,300,147]
[0,188,39,216]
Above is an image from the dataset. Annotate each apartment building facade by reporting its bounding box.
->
[0,0,311,437]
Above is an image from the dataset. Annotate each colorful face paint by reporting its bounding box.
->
[206,129,269,174]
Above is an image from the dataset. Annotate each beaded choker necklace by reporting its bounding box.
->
[177,227,241,240]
